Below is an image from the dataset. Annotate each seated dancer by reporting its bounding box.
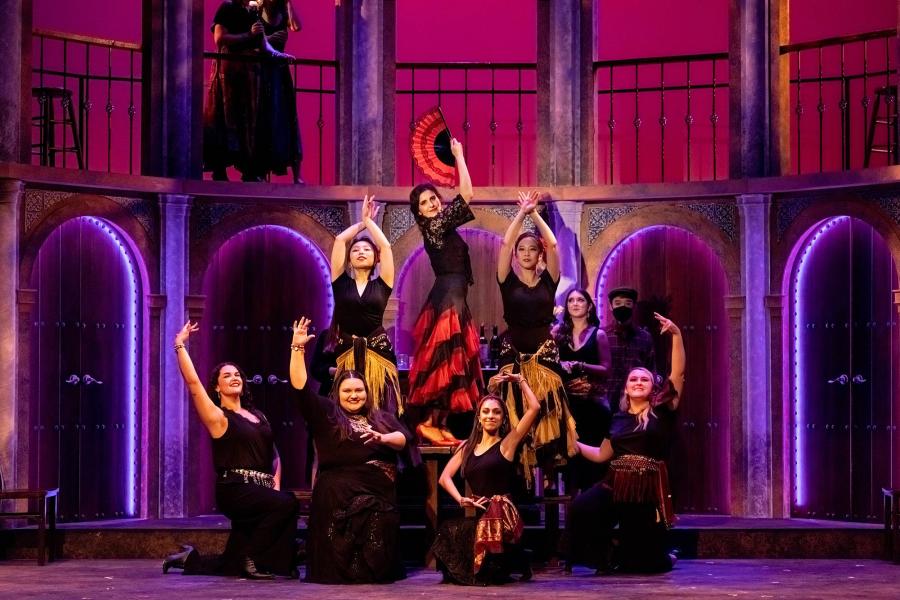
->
[492,190,577,488]
[566,312,685,574]
[430,374,540,585]
[164,321,299,579]
[406,138,483,445]
[289,317,414,583]
[325,193,402,416]
[553,288,612,492]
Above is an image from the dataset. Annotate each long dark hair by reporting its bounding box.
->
[206,362,256,412]
[409,183,441,223]
[329,370,394,439]
[347,235,381,280]
[556,287,601,348]
[459,395,510,478]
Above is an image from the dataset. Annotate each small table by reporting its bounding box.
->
[0,488,58,565]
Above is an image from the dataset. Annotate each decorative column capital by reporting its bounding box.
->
[0,179,25,201]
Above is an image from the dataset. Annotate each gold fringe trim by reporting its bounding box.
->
[336,347,404,414]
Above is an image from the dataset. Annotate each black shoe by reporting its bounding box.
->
[242,557,275,580]
[519,564,533,582]
[162,545,197,574]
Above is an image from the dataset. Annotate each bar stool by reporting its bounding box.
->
[0,488,58,565]
[883,488,900,563]
[32,87,84,169]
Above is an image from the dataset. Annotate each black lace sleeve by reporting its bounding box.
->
[419,194,475,249]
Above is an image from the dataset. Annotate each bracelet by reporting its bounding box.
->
[173,344,185,352]
[290,344,305,352]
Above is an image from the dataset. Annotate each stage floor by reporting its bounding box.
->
[0,559,897,599]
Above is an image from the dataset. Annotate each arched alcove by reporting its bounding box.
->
[29,216,142,522]
[596,225,730,514]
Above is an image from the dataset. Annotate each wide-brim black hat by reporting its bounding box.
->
[607,286,638,302]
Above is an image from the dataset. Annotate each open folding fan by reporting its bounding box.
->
[410,106,456,186]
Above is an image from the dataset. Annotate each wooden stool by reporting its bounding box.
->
[31,87,84,169]
[0,488,58,565]
[539,492,572,563]
[882,488,900,563]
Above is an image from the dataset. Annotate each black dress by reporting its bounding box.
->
[496,271,576,482]
[430,443,528,585]
[557,327,611,490]
[328,273,402,415]
[184,408,300,576]
[407,195,483,413]
[566,384,678,573]
[296,385,410,583]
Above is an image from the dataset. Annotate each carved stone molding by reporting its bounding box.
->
[775,198,812,241]
[23,189,156,242]
[385,205,416,244]
[586,205,636,245]
[685,202,737,242]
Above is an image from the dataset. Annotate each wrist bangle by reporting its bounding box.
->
[174,344,185,352]
[290,344,305,352]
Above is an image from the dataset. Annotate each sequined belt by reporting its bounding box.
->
[366,459,397,483]
[221,468,275,489]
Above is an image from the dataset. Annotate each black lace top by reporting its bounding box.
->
[416,195,475,285]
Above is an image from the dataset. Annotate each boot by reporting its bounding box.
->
[162,544,197,574]
[242,557,275,580]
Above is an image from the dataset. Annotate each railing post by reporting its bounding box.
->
[336,0,396,185]
[142,0,204,178]
[537,0,595,186]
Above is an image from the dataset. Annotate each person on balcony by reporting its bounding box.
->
[289,317,412,583]
[163,321,299,579]
[490,190,577,491]
[406,139,484,446]
[565,312,685,574]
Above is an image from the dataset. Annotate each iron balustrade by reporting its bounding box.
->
[396,62,538,187]
[780,28,898,174]
[201,52,338,185]
[32,29,142,174]
[594,52,730,185]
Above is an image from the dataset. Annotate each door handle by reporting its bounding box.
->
[827,374,849,385]
[267,374,288,385]
[851,375,867,384]
[65,374,80,385]
[248,374,263,385]
[83,374,104,385]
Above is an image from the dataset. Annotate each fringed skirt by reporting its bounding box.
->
[407,275,483,413]
[492,338,578,487]
[610,454,675,529]
[431,496,527,586]
[334,329,403,416]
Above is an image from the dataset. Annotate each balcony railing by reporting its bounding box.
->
[593,52,730,185]
[780,28,898,174]
[32,29,142,174]
[396,62,538,187]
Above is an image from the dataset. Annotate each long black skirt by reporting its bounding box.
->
[430,517,529,586]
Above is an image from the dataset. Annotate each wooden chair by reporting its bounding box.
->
[0,488,59,565]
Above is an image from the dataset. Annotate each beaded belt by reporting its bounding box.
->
[222,468,275,489]
[609,454,674,528]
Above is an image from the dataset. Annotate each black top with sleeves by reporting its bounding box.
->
[416,195,476,285]
[609,382,678,460]
[499,270,559,353]
[212,408,275,474]
[212,1,255,35]
[295,386,410,470]
[331,273,392,338]
[462,442,517,498]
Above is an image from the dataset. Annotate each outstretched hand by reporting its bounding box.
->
[654,312,681,336]
[360,426,384,445]
[362,193,381,222]
[175,321,199,346]
[517,190,540,214]
[459,495,490,510]
[291,316,316,347]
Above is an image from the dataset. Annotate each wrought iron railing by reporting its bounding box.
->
[780,28,898,174]
[396,62,538,187]
[593,52,730,184]
[32,29,142,174]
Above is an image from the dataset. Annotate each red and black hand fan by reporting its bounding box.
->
[410,106,456,187]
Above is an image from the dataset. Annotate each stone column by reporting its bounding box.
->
[142,0,204,178]
[735,193,773,516]
[729,0,785,178]
[766,292,788,517]
[336,0,396,185]
[537,0,595,185]
[0,0,26,163]
[0,180,22,490]
[158,194,192,517]
[551,200,584,298]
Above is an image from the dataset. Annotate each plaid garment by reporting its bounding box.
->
[604,323,656,404]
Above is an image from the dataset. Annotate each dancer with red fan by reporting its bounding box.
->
[406,138,484,445]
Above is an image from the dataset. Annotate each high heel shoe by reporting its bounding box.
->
[438,428,462,445]
[417,424,454,446]
[162,544,197,574]
[242,557,275,580]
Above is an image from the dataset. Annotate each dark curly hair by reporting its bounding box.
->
[556,288,601,349]
[409,183,441,221]
[206,362,256,411]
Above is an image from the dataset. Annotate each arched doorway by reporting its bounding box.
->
[191,225,332,514]
[29,216,142,521]
[789,216,900,522]
[596,225,730,514]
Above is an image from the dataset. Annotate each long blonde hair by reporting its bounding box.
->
[619,367,657,431]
